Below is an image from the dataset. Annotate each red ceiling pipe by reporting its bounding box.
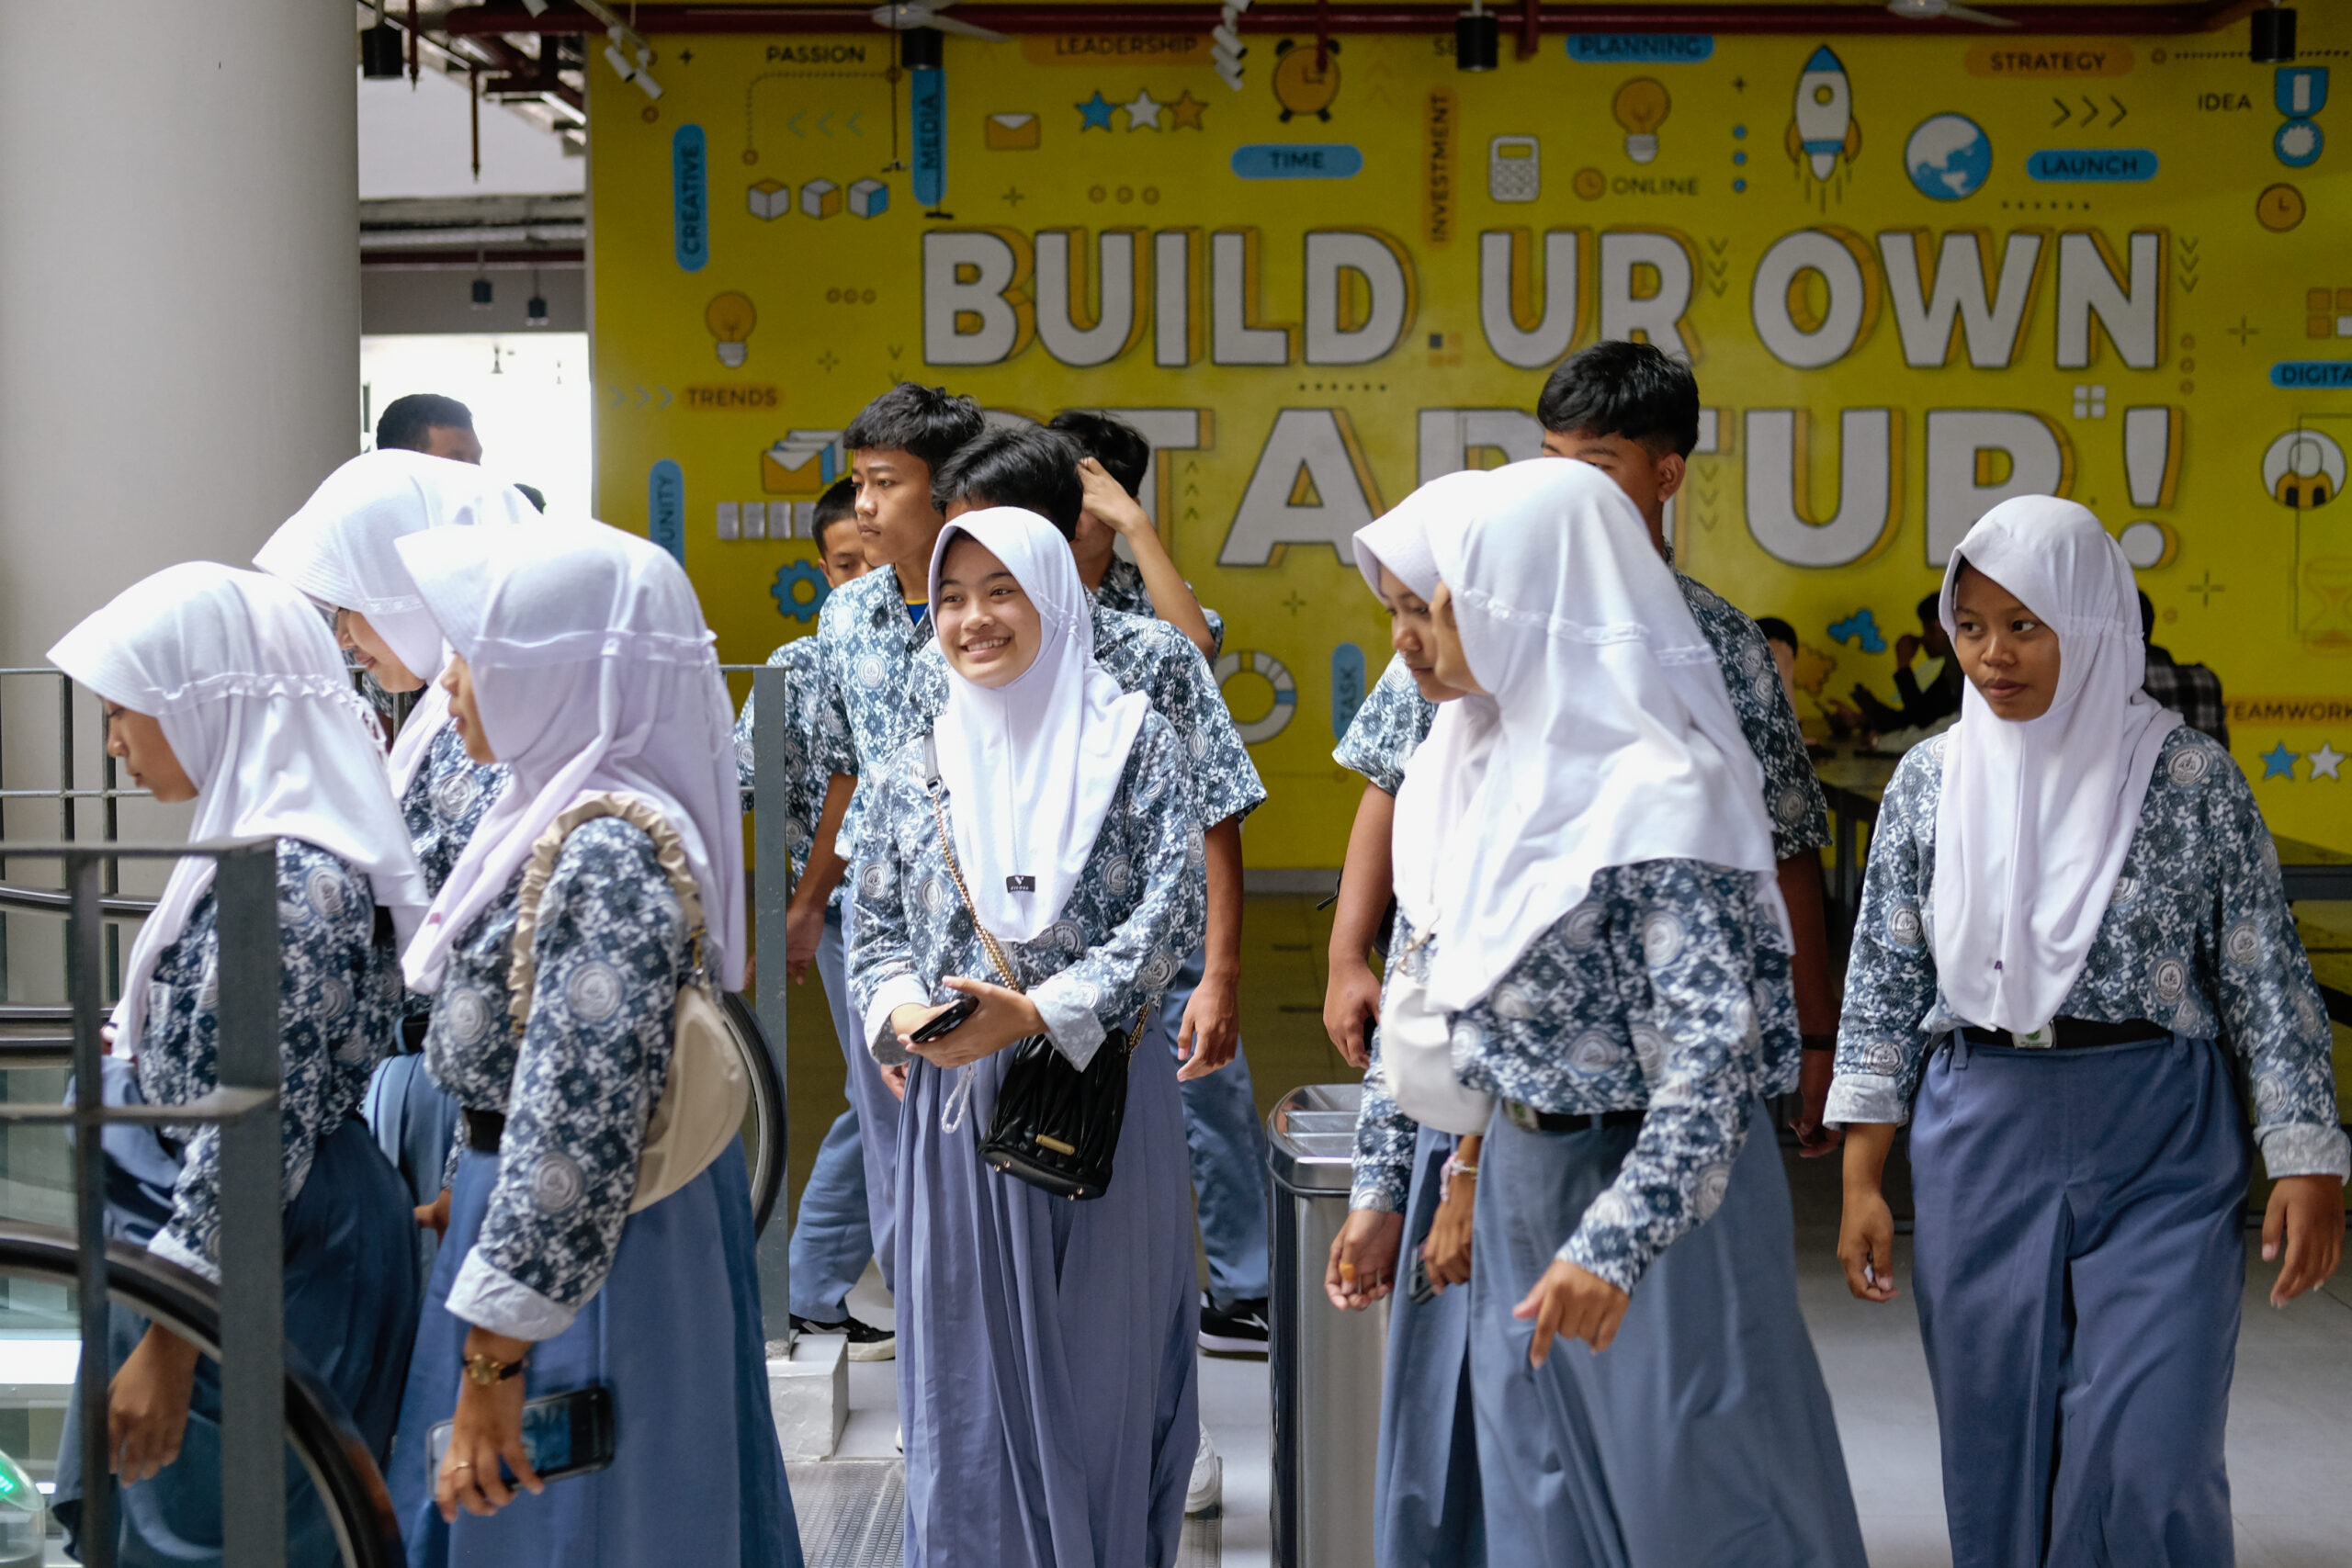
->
[447,1,2261,39]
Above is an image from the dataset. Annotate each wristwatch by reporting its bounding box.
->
[463,1352,526,1387]
[1800,1032,1837,1054]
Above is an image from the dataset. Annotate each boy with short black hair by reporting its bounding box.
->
[1535,341,1844,1150]
[1048,410,1222,660]
[930,423,1086,537]
[734,477,891,1353]
[374,392,482,465]
[807,383,988,1297]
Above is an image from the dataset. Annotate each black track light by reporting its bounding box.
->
[1455,7,1499,73]
[470,276,494,310]
[2252,6,2297,64]
[899,26,944,71]
[362,23,404,80]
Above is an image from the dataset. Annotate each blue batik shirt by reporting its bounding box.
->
[1678,573,1831,860]
[401,721,511,897]
[1825,726,2349,1180]
[1447,859,1797,1293]
[846,710,1207,1072]
[735,636,858,908]
[1091,555,1227,660]
[1350,910,1431,1214]
[1333,652,1437,797]
[819,564,938,858]
[909,601,1267,830]
[426,819,689,1338]
[139,840,399,1282]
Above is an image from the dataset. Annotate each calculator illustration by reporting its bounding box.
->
[1489,136,1540,202]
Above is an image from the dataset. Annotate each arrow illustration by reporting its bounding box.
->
[788,111,807,136]
[2109,96,2128,126]
[633,385,649,409]
[849,111,865,136]
[819,111,835,136]
[2082,95,2099,125]
[2052,96,2071,126]
[658,385,673,409]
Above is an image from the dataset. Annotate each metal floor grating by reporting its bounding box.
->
[787,1459,1223,1566]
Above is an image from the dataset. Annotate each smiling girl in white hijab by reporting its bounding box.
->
[845,507,1205,1568]
[1829,497,2345,1568]
[256,448,540,1262]
[45,562,427,1566]
[1422,459,1863,1568]
[378,520,797,1568]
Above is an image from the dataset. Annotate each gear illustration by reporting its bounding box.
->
[771,559,830,623]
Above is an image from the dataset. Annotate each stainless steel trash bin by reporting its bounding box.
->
[1268,1083,1386,1568]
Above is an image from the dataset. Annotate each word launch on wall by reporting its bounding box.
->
[591,23,2352,863]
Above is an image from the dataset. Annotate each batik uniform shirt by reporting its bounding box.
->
[1349,910,1431,1214]
[425,818,689,1339]
[847,711,1207,1073]
[734,636,857,908]
[401,719,511,899]
[819,564,937,858]
[139,840,399,1283]
[1678,574,1832,860]
[1332,652,1437,796]
[1447,859,1798,1292]
[908,603,1267,829]
[1826,725,2349,1179]
[1091,555,1227,660]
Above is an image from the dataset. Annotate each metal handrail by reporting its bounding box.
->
[0,1224,404,1568]
[0,838,288,1568]
[0,882,154,919]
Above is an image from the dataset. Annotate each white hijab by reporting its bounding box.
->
[927,508,1151,943]
[1423,458,1781,1013]
[395,521,747,993]
[48,564,433,1053]
[254,450,541,795]
[1931,498,2179,1033]
[1351,469,1503,935]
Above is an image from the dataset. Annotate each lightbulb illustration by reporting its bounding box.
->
[706,291,756,368]
[1612,77,1669,164]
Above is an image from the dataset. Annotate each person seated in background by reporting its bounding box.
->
[2139,591,2230,747]
[376,392,483,466]
[1849,592,1962,735]
[1756,615,1804,715]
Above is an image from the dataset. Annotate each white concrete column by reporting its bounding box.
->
[0,1,360,667]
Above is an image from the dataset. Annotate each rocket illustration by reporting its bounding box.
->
[1792,45,1858,179]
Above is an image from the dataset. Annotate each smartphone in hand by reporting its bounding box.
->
[910,994,979,1043]
[428,1384,615,1484]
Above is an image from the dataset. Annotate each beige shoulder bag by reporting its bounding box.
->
[508,792,751,1214]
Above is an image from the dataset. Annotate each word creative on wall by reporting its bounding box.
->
[591,25,2352,863]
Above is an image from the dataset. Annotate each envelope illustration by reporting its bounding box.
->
[985,112,1040,151]
[762,429,845,495]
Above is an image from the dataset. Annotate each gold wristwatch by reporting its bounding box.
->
[463,1352,526,1387]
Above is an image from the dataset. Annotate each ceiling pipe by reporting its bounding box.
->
[447,1,2263,39]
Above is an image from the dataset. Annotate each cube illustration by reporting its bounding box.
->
[800,179,841,220]
[848,178,888,219]
[741,502,768,539]
[715,502,740,541]
[747,179,791,220]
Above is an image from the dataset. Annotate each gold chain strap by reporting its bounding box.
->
[924,774,1149,1055]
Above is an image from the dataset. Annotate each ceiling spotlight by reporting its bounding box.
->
[470,276,494,310]
[2252,5,2297,64]
[526,270,548,327]
[899,26,945,71]
[1455,4,1498,72]
[604,25,664,99]
[361,22,404,80]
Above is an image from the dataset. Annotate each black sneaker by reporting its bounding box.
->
[1198,1294,1270,1357]
[790,1313,898,1362]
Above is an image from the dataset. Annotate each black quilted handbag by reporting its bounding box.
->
[923,743,1148,1201]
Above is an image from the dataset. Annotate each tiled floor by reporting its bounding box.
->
[780,896,2352,1566]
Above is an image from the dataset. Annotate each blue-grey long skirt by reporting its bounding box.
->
[895,1034,1198,1568]
[1374,1123,1485,1568]
[390,1137,801,1568]
[55,1100,422,1567]
[1471,1099,1866,1568]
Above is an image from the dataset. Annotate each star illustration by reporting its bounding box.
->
[1124,87,1165,130]
[1076,91,1115,131]
[2310,741,2346,781]
[2260,741,2301,780]
[1169,88,1207,130]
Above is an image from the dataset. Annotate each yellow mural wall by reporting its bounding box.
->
[589,20,2352,865]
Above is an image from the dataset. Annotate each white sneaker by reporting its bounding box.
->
[1185,1427,1222,1517]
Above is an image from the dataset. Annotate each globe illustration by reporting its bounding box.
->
[1906,114,1991,201]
